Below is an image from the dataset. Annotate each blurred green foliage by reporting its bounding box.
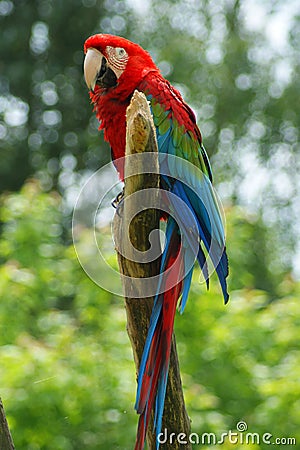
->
[0,0,300,448]
[0,182,299,449]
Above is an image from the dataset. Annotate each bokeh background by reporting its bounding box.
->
[0,0,300,448]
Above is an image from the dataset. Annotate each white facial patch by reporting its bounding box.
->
[106,46,129,78]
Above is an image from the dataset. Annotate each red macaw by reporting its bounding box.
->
[83,34,229,450]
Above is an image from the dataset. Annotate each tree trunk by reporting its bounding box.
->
[113,91,191,449]
[0,398,15,450]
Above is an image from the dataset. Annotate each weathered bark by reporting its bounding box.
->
[0,398,15,450]
[113,91,191,449]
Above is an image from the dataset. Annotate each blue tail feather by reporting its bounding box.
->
[135,216,177,411]
[170,179,229,303]
[180,267,194,313]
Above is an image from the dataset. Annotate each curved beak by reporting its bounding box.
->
[84,48,104,92]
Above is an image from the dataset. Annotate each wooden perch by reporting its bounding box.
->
[0,398,15,450]
[113,91,191,449]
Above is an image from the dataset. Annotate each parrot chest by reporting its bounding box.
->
[95,95,128,162]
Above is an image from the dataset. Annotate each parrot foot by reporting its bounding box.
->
[112,189,124,214]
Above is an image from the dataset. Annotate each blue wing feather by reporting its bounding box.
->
[147,93,228,303]
[134,86,229,450]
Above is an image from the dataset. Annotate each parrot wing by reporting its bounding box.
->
[140,74,229,303]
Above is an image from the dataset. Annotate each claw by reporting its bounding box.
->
[112,189,124,216]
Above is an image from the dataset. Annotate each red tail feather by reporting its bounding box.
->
[135,234,183,450]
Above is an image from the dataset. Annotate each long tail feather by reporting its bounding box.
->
[134,219,183,450]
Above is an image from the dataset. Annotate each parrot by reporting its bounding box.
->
[83,33,229,450]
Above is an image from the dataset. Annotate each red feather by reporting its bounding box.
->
[134,232,183,450]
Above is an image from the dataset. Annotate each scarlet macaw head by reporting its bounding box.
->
[83,34,156,95]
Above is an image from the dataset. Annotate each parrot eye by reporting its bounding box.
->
[115,47,127,59]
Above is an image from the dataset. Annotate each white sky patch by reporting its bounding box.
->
[272,172,293,201]
[241,0,300,53]
[293,254,300,279]
[272,59,293,87]
[265,1,299,53]
[238,149,270,211]
[241,0,267,32]
[30,21,49,55]
[3,96,29,126]
[126,0,150,14]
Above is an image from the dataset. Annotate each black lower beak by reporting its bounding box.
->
[96,57,118,89]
